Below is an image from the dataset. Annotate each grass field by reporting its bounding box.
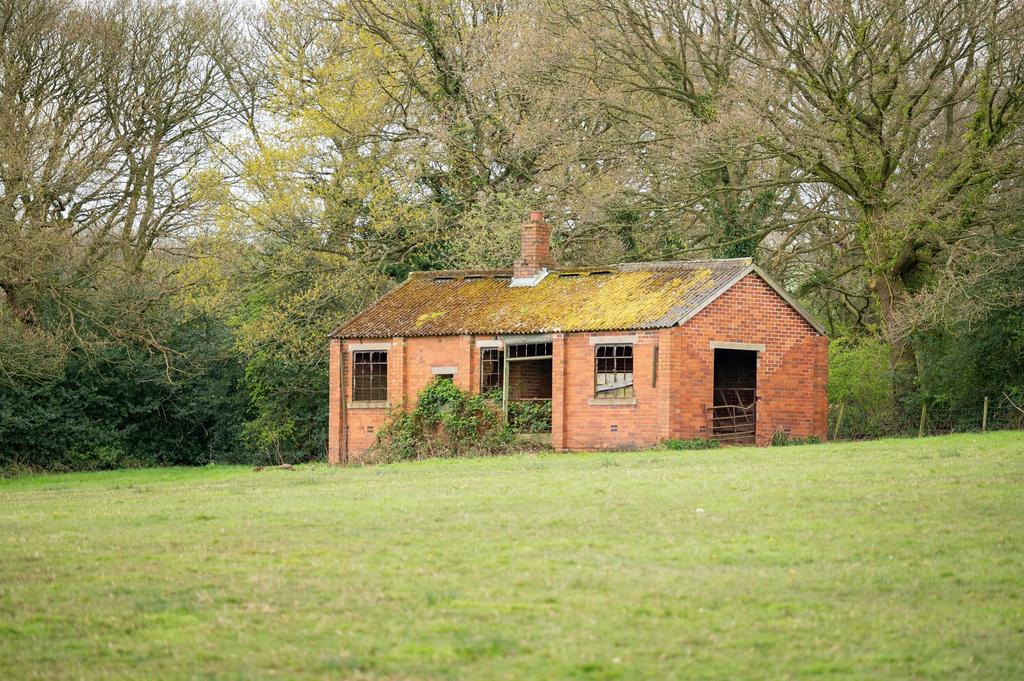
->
[2,433,1023,680]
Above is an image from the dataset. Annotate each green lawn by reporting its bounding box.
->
[2,433,1023,680]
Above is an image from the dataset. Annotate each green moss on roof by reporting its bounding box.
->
[332,260,753,338]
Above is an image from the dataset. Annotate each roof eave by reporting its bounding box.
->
[670,264,827,336]
[328,276,416,339]
[333,322,679,340]
[750,264,827,335]
[670,264,755,328]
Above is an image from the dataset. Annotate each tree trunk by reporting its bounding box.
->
[0,281,38,326]
[870,270,918,401]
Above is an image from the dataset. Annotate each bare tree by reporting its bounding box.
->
[548,0,835,263]
[0,0,249,381]
[740,0,1024,372]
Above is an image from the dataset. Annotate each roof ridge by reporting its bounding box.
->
[616,257,753,267]
[403,258,753,280]
[615,258,753,272]
[408,268,513,279]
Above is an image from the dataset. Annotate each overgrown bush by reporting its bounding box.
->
[370,379,516,463]
[662,438,720,450]
[828,336,902,438]
[507,400,552,433]
[913,301,1024,432]
[770,432,822,447]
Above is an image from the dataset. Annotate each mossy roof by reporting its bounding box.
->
[330,258,785,339]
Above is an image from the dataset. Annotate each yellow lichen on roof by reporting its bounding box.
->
[479,268,715,332]
[414,311,446,327]
[540,268,713,330]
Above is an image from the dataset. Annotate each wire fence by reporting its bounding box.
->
[829,393,1024,441]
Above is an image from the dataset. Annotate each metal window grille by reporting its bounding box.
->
[595,344,634,398]
[480,348,504,393]
[352,350,388,401]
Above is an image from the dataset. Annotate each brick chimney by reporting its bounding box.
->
[513,210,556,280]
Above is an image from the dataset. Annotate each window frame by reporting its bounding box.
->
[351,350,388,402]
[593,344,635,399]
[506,341,552,359]
[479,347,504,394]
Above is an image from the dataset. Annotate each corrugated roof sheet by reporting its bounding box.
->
[331,258,757,339]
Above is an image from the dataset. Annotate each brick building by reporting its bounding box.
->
[328,211,828,463]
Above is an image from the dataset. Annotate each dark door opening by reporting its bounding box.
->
[711,349,757,444]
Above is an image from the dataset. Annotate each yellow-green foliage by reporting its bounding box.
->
[828,336,902,438]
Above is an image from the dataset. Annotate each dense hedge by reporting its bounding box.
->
[0,317,251,473]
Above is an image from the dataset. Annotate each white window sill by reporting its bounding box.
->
[348,401,391,409]
[588,398,637,406]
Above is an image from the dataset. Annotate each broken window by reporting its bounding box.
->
[480,348,504,393]
[507,342,552,359]
[594,344,634,398]
[352,350,388,401]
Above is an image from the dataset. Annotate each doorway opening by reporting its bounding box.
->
[503,341,553,434]
[710,349,757,444]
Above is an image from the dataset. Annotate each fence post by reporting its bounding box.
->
[833,400,845,440]
[982,396,989,432]
[918,402,928,438]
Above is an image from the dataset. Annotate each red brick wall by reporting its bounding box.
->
[328,273,827,461]
[327,339,343,464]
[402,335,475,397]
[672,273,829,444]
[554,330,667,450]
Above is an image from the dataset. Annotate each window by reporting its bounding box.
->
[352,350,387,401]
[507,342,552,359]
[480,348,504,393]
[595,344,634,398]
